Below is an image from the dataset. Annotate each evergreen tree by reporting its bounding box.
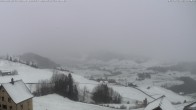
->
[36,73,78,101]
[82,86,87,102]
[10,56,12,61]
[68,73,74,99]
[92,84,121,104]
[73,85,78,101]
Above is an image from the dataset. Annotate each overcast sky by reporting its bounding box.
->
[0,0,196,61]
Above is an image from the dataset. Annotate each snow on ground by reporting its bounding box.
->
[144,96,176,110]
[64,72,98,91]
[73,69,111,78]
[138,86,193,103]
[132,108,144,110]
[33,94,115,110]
[175,102,196,110]
[175,103,190,110]
[0,59,193,106]
[0,60,155,102]
[111,85,154,102]
[32,94,193,110]
[0,60,54,83]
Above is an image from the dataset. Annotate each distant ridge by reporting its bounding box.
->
[20,53,59,69]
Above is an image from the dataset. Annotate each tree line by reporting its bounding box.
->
[92,84,122,104]
[35,72,122,104]
[35,73,78,101]
[6,55,38,68]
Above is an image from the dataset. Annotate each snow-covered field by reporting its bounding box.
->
[70,59,196,88]
[33,94,114,110]
[33,94,194,110]
[0,60,53,83]
[0,59,195,110]
[138,86,193,103]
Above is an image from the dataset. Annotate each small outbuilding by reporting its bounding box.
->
[184,102,196,110]
[144,95,176,110]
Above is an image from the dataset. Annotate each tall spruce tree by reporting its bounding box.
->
[73,85,78,101]
[68,73,74,99]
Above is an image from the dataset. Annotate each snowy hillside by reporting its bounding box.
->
[0,59,53,83]
[0,59,193,106]
[71,58,196,87]
[33,94,114,110]
[139,86,193,103]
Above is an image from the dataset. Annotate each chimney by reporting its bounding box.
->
[11,78,14,85]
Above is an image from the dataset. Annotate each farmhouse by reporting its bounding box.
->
[0,70,18,76]
[0,79,33,110]
[0,70,11,76]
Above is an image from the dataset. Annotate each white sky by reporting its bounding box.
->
[0,0,195,61]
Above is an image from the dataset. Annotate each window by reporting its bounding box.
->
[9,106,12,110]
[153,106,162,110]
[8,98,11,103]
[28,101,30,106]
[3,105,7,109]
[2,90,4,92]
[2,97,4,101]
[21,104,23,109]
[0,104,1,107]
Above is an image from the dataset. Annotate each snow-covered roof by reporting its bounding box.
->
[0,70,11,73]
[191,104,196,107]
[190,102,196,107]
[144,96,176,110]
[2,80,33,104]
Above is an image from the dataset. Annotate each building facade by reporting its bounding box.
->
[0,79,33,110]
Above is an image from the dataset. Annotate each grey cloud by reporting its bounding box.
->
[0,0,195,61]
